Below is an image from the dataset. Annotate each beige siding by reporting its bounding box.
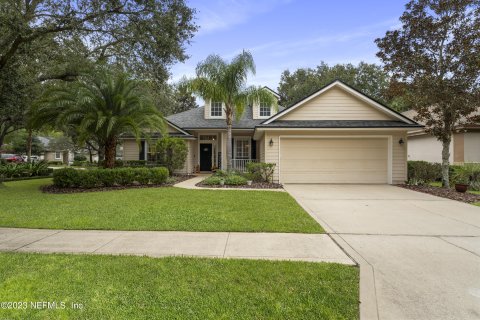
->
[392,133,407,184]
[464,132,480,163]
[259,136,265,162]
[407,134,453,163]
[122,140,139,161]
[282,87,392,121]
[252,102,276,120]
[263,130,408,184]
[453,132,465,163]
[204,100,226,119]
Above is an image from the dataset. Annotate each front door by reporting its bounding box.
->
[200,143,213,171]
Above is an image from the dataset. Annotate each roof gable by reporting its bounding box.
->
[263,81,415,124]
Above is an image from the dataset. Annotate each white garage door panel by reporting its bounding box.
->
[280,138,389,183]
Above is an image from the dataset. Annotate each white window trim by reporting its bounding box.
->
[258,103,272,118]
[54,151,62,160]
[233,136,251,160]
[210,101,224,118]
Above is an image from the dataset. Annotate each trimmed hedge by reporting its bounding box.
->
[407,161,442,185]
[53,167,169,189]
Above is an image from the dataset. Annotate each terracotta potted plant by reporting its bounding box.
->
[455,182,469,193]
[452,167,469,193]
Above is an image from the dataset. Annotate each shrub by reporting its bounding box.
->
[52,167,169,188]
[202,176,224,185]
[225,175,247,185]
[407,161,442,185]
[74,154,87,161]
[213,170,228,177]
[122,160,147,167]
[150,167,169,184]
[115,168,136,186]
[246,162,276,183]
[72,160,88,167]
[134,167,151,184]
[97,169,117,187]
[156,137,188,175]
[48,161,63,165]
[78,170,100,188]
[450,163,480,190]
[53,168,81,188]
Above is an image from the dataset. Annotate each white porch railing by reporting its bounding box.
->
[230,159,258,172]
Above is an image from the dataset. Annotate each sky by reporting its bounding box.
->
[170,0,408,91]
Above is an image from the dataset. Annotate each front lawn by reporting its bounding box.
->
[0,179,323,233]
[0,253,358,319]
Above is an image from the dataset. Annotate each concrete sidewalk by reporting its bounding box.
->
[0,228,353,264]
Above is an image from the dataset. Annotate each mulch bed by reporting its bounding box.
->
[399,184,480,203]
[195,181,283,189]
[41,175,196,194]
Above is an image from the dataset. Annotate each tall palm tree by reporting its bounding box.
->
[33,70,164,168]
[188,51,277,170]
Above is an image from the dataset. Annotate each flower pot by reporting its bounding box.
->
[219,180,225,186]
[455,183,469,193]
[247,180,252,186]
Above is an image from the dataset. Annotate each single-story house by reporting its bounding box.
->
[122,80,421,184]
[37,136,74,164]
[402,109,480,164]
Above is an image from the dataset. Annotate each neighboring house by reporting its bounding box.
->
[402,109,480,164]
[38,136,74,164]
[122,81,421,184]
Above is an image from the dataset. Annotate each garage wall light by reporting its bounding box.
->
[398,138,405,145]
[269,138,274,147]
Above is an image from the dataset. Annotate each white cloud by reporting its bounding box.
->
[193,0,292,35]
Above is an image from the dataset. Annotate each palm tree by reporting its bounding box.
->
[188,51,277,170]
[33,69,164,168]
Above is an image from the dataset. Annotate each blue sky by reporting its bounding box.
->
[170,0,407,91]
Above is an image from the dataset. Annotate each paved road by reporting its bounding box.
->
[0,228,352,264]
[285,184,480,320]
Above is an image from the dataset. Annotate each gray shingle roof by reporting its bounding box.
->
[256,120,423,128]
[167,106,265,129]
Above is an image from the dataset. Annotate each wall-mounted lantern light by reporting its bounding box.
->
[399,138,405,145]
[269,138,274,147]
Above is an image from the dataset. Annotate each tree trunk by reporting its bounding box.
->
[226,107,233,171]
[88,148,93,163]
[27,129,32,162]
[441,135,451,188]
[104,137,116,168]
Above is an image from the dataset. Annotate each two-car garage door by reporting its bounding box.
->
[279,137,389,184]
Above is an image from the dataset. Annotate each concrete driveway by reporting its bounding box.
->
[284,184,480,320]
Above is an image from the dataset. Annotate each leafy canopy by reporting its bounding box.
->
[278,62,394,108]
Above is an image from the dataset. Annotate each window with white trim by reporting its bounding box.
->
[54,151,62,160]
[211,101,222,117]
[234,137,250,159]
[259,102,271,117]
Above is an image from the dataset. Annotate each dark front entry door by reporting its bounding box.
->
[200,143,213,171]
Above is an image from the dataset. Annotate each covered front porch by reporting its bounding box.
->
[193,130,259,172]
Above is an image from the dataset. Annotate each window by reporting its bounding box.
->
[259,102,271,117]
[54,152,62,160]
[211,101,222,117]
[235,138,250,159]
[199,135,216,141]
[147,143,157,162]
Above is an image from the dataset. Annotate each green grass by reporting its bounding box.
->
[0,179,323,233]
[0,253,358,320]
[429,181,442,187]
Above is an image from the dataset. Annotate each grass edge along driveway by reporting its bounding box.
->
[0,252,359,319]
[0,179,323,233]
